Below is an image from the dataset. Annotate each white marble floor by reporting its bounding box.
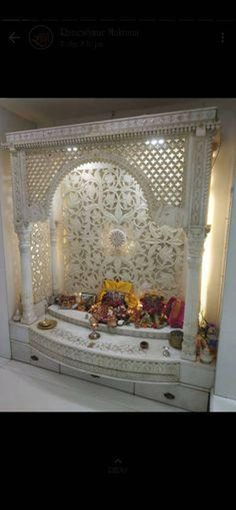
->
[210,392,236,412]
[0,357,186,412]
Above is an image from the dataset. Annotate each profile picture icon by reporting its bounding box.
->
[29,25,53,49]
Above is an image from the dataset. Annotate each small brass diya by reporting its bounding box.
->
[88,316,100,340]
[37,319,57,330]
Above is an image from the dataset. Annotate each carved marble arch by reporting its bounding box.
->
[44,151,159,224]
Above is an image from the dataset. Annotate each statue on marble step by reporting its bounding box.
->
[140,292,166,323]
[106,307,117,328]
[13,306,21,322]
[200,346,214,364]
[165,297,185,329]
[97,279,139,310]
[198,317,218,357]
[195,334,207,359]
[58,294,77,309]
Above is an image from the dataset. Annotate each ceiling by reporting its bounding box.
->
[0,98,234,128]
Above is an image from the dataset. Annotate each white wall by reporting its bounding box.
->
[0,106,36,358]
[214,161,236,399]
[202,109,236,325]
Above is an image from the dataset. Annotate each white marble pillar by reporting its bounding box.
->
[50,217,59,296]
[182,227,206,360]
[17,224,37,324]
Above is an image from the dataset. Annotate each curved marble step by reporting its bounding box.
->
[48,305,181,340]
[29,318,181,382]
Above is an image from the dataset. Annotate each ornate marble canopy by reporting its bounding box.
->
[2,106,220,361]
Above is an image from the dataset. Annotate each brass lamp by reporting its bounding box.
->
[88,315,100,340]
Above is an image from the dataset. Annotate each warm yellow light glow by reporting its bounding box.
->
[200,172,215,319]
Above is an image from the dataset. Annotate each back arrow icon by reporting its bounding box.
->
[9,32,21,43]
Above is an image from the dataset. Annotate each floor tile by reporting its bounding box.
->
[0,357,187,412]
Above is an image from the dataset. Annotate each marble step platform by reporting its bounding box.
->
[9,318,216,410]
[48,304,181,339]
[28,317,181,382]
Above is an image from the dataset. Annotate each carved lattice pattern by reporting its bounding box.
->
[26,137,186,209]
[61,163,185,299]
[31,221,52,303]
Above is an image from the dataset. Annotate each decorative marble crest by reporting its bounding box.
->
[4,107,219,148]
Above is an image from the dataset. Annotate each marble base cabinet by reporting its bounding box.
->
[9,320,215,412]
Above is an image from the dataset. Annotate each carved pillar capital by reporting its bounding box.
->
[16,224,32,250]
[9,145,18,156]
[49,218,57,245]
[186,225,206,241]
[196,125,206,137]
[184,226,206,266]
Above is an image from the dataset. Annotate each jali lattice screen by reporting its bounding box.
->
[26,136,186,209]
[31,221,52,303]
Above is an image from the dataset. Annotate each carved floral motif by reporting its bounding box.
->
[109,228,127,249]
[61,164,185,298]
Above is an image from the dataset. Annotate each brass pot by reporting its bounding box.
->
[169,330,183,350]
